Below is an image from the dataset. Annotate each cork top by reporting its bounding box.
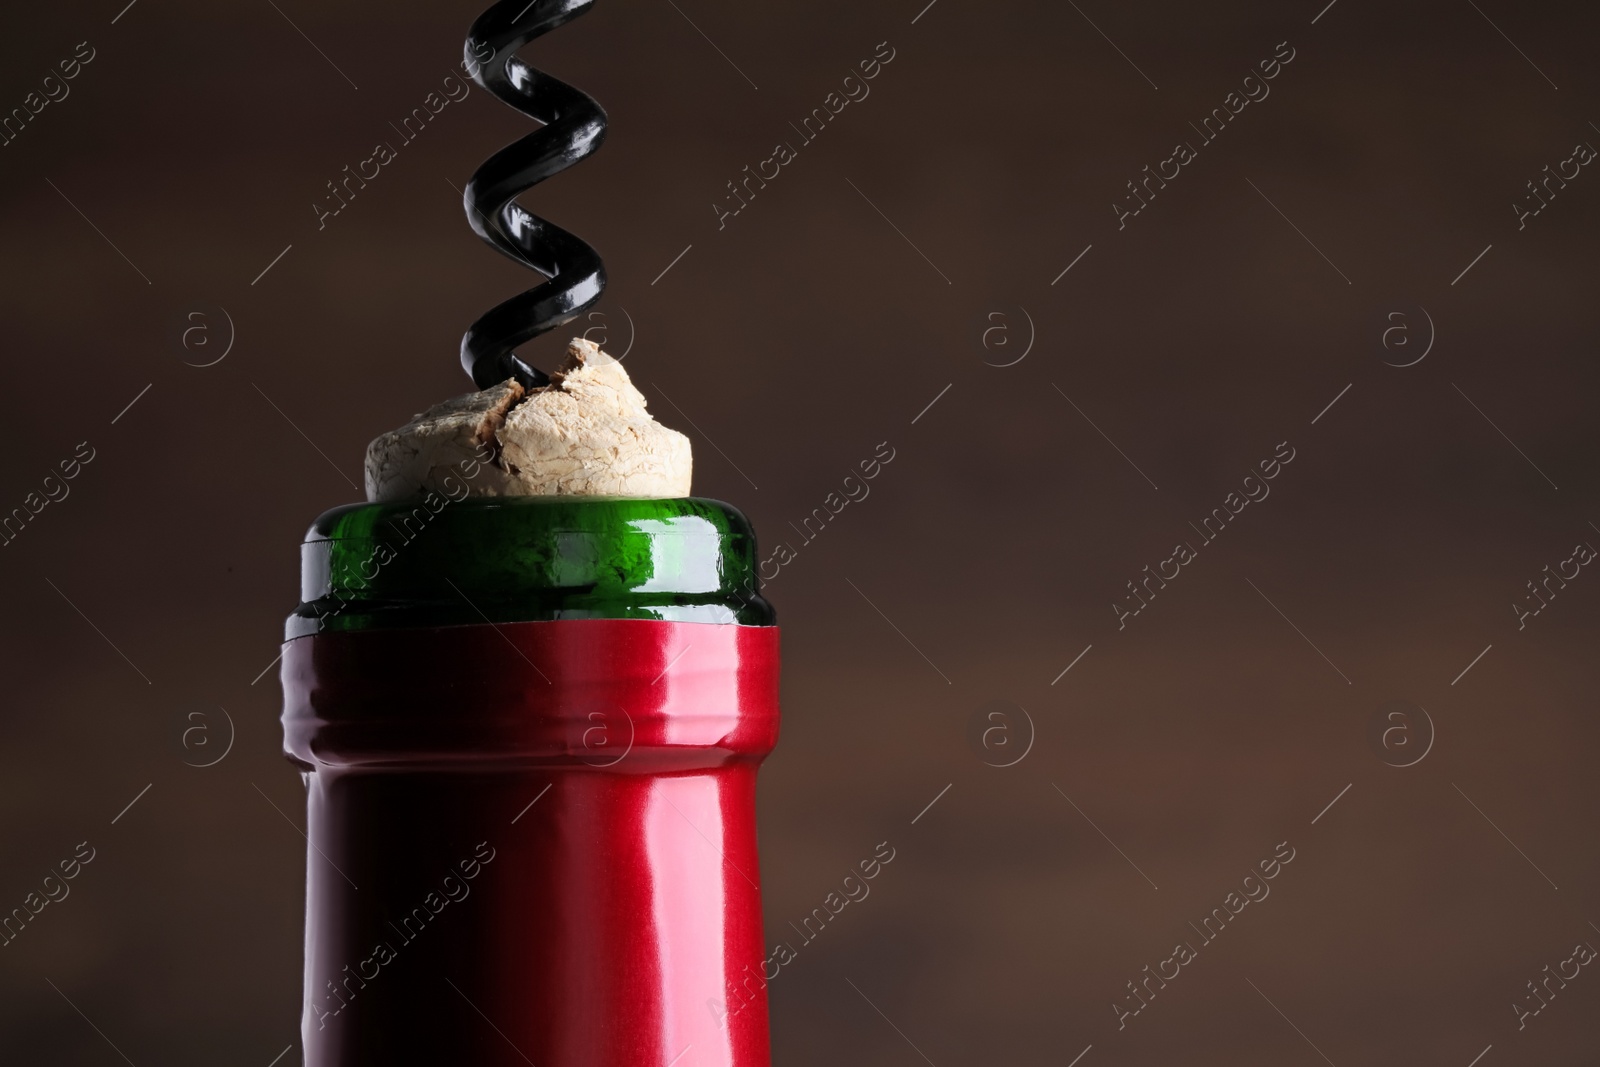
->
[364,338,693,502]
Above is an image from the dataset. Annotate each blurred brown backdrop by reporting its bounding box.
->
[2,0,1599,1062]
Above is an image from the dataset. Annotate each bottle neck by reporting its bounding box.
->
[288,496,774,639]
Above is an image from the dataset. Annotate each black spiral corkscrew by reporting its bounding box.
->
[460,0,607,390]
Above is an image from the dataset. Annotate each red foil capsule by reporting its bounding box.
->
[279,498,779,1067]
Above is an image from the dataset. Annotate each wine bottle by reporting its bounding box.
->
[280,495,780,1066]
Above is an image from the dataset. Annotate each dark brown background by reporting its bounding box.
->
[2,0,1598,1062]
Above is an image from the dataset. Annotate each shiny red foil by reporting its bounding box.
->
[281,619,781,1067]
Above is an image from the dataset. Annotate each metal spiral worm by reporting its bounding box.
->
[461,0,607,390]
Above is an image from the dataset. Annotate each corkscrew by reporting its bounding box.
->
[461,0,607,390]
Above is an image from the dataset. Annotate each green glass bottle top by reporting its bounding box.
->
[287,496,774,639]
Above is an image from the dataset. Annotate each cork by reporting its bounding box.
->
[365,338,692,502]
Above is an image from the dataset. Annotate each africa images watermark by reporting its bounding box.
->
[1114,441,1297,629]
[1512,136,1595,231]
[1510,932,1595,1031]
[310,841,497,1029]
[312,40,492,231]
[710,840,898,1031]
[723,440,897,619]
[0,40,97,149]
[1512,533,1595,630]
[0,441,97,549]
[1113,840,1297,1029]
[1113,40,1297,230]
[712,41,898,231]
[297,439,498,630]
[0,840,96,949]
